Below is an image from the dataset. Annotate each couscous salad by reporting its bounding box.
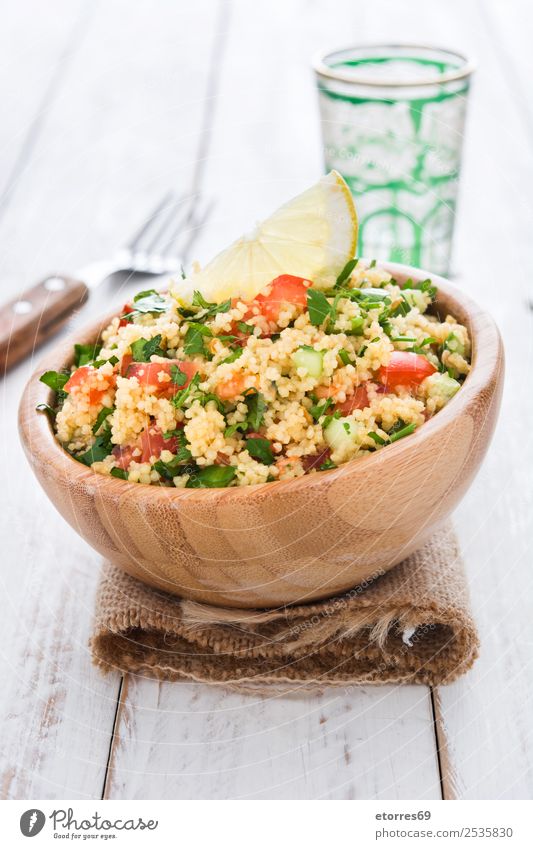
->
[39,260,471,488]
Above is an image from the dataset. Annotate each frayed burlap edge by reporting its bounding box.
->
[91,524,479,688]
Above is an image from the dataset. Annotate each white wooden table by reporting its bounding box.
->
[1,0,532,800]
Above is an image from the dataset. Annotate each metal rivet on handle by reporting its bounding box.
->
[12,300,33,314]
[44,276,66,291]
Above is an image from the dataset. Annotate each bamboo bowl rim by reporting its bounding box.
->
[19,262,503,504]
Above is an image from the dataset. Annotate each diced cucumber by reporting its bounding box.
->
[324,416,358,454]
[292,345,324,379]
[425,372,461,402]
[444,332,466,357]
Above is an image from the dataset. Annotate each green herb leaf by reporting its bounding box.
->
[224,422,248,438]
[76,426,113,466]
[190,291,232,322]
[40,370,69,393]
[338,349,352,366]
[309,397,334,422]
[220,348,243,365]
[368,431,387,445]
[122,290,169,321]
[334,258,358,288]
[185,465,237,488]
[184,323,212,356]
[306,288,333,326]
[319,458,337,471]
[74,342,102,367]
[369,259,377,268]
[130,335,164,362]
[348,316,365,336]
[389,422,417,443]
[92,355,119,368]
[92,406,114,435]
[153,441,193,478]
[237,321,254,335]
[244,390,266,431]
[171,372,201,409]
[170,363,188,386]
[246,437,274,465]
[110,467,128,480]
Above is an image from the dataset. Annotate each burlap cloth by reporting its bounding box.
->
[91,524,479,688]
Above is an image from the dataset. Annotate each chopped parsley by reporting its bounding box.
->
[184,322,212,357]
[110,468,128,480]
[307,288,334,326]
[186,465,237,488]
[220,348,243,365]
[319,458,337,471]
[309,397,333,421]
[244,389,267,431]
[170,363,188,386]
[74,342,102,367]
[39,370,69,396]
[246,437,274,465]
[389,422,417,443]
[237,321,254,335]
[179,291,232,324]
[348,316,365,336]
[76,424,113,466]
[171,372,201,409]
[130,334,164,362]
[334,258,358,289]
[92,406,114,435]
[122,289,169,322]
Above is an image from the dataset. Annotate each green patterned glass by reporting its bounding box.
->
[313,45,475,275]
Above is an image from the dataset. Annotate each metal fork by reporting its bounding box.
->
[0,192,211,371]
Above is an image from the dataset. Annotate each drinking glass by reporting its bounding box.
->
[313,44,475,275]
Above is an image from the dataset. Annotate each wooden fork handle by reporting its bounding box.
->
[0,275,89,372]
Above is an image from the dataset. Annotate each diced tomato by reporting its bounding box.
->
[302,447,331,472]
[251,275,310,323]
[125,360,198,397]
[335,385,370,415]
[140,425,179,463]
[112,444,137,471]
[378,352,437,389]
[118,303,134,328]
[64,365,114,405]
[215,372,248,400]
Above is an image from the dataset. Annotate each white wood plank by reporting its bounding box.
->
[107,0,443,800]
[0,0,220,798]
[106,677,441,799]
[429,0,533,799]
[343,0,533,799]
[0,0,89,208]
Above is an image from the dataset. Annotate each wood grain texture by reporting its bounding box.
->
[18,266,504,608]
[104,677,441,800]
[0,0,220,799]
[2,0,531,802]
[0,275,89,372]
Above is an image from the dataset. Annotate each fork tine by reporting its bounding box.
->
[170,197,214,263]
[141,193,193,259]
[126,192,175,252]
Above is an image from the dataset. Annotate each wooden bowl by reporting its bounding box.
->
[19,263,504,608]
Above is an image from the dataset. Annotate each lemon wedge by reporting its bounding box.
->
[173,170,357,304]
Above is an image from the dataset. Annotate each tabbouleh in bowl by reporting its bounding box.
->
[40,259,471,489]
